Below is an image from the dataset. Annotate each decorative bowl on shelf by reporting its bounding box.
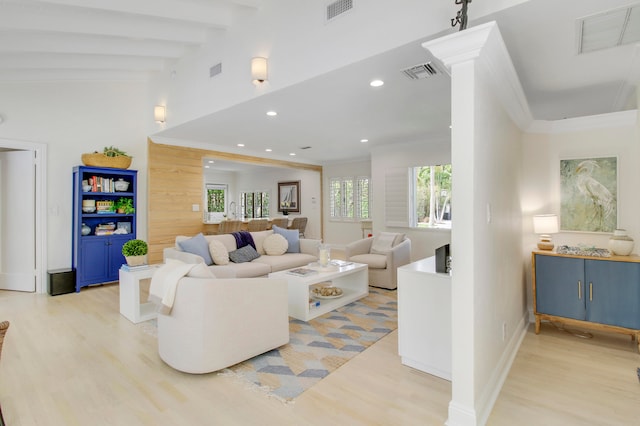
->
[82,207,96,213]
[83,185,92,192]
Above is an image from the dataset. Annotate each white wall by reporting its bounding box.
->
[235,167,322,239]
[371,140,452,260]
[521,111,640,318]
[204,165,321,238]
[148,0,530,130]
[0,81,149,273]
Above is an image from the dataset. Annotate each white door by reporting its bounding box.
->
[0,150,36,291]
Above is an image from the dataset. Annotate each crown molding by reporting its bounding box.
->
[527,109,638,134]
[423,21,533,131]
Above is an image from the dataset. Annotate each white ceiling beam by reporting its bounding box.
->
[34,0,234,28]
[0,3,209,44]
[0,32,186,59]
[0,69,150,82]
[0,53,165,72]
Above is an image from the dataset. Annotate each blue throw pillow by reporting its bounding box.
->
[229,244,261,263]
[178,233,214,266]
[272,225,300,253]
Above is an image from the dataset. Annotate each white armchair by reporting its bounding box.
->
[157,276,289,374]
[344,233,411,290]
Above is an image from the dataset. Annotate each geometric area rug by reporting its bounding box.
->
[220,287,397,402]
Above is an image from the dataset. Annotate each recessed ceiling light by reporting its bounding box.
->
[204,165,210,168]
[266,111,277,116]
[237,143,245,147]
[360,139,369,143]
[265,148,272,152]
[289,153,296,156]
[370,79,384,87]
[208,160,214,163]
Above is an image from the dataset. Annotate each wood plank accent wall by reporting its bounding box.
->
[147,138,323,264]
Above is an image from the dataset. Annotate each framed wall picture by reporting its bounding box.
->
[560,156,617,232]
[278,181,300,213]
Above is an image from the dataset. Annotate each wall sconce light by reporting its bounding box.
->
[533,214,559,251]
[251,57,268,85]
[154,105,166,123]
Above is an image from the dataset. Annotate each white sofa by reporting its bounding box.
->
[157,275,289,374]
[163,230,320,277]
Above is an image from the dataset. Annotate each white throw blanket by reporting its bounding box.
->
[148,259,198,314]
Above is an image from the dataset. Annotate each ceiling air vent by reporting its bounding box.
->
[299,146,312,150]
[209,62,222,78]
[326,0,353,22]
[577,4,640,54]
[402,62,441,80]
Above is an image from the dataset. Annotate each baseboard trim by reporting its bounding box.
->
[445,313,528,426]
[477,313,528,425]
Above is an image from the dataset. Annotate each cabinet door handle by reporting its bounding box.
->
[578,280,582,299]
[589,282,593,301]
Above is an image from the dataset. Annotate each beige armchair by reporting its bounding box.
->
[344,233,411,290]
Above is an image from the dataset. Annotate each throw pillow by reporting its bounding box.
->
[187,262,216,278]
[177,233,214,265]
[251,230,273,255]
[263,234,288,255]
[209,239,230,265]
[272,225,300,253]
[392,233,406,247]
[371,232,397,255]
[228,244,261,263]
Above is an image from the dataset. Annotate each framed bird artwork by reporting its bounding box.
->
[560,156,617,232]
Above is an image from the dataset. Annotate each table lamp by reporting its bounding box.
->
[533,214,558,251]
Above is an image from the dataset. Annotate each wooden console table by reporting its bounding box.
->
[532,250,640,350]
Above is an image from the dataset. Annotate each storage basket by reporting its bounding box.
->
[81,153,132,169]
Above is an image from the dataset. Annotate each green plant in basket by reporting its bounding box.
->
[122,239,148,257]
[103,146,130,157]
[114,197,135,214]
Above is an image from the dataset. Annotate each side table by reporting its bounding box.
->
[119,265,161,323]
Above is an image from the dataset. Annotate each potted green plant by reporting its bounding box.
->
[115,197,135,214]
[122,239,148,266]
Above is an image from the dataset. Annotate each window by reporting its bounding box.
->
[205,183,227,221]
[330,176,370,220]
[240,191,270,218]
[412,164,451,229]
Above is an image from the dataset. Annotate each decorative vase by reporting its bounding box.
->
[125,255,146,266]
[318,244,331,267]
[114,178,130,192]
[609,229,634,256]
[81,223,91,236]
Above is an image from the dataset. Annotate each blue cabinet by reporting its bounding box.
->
[72,166,137,292]
[533,252,640,348]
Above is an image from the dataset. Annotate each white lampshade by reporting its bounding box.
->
[533,214,558,251]
[251,57,268,85]
[533,214,559,234]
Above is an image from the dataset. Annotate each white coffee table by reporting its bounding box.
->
[269,262,368,321]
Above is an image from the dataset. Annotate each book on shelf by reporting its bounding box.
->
[120,264,150,272]
[287,268,317,277]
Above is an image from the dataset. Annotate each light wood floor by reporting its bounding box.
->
[1,285,639,425]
